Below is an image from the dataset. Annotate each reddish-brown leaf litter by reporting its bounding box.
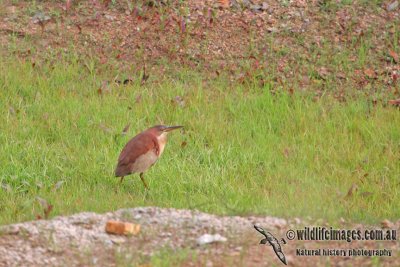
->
[0,0,399,103]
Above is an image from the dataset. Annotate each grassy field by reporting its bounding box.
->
[0,56,399,225]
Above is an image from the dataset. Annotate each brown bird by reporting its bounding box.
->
[115,125,183,189]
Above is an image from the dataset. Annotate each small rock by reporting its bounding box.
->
[110,236,126,244]
[104,14,115,21]
[387,1,398,11]
[0,225,19,235]
[241,0,252,8]
[32,12,51,23]
[249,2,269,11]
[250,4,265,12]
[250,4,260,10]
[105,221,140,235]
[103,239,113,248]
[160,232,172,237]
[6,6,17,14]
[196,234,227,245]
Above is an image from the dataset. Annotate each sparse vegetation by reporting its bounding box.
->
[0,0,399,265]
[0,56,399,226]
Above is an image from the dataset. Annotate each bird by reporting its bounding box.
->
[254,225,287,265]
[115,125,183,190]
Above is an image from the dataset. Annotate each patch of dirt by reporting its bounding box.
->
[0,207,398,266]
[0,0,399,100]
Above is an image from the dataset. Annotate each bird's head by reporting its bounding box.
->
[151,125,184,136]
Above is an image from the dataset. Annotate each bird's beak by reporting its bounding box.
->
[163,125,184,132]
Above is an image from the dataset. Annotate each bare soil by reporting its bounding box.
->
[1,0,400,101]
[0,207,398,266]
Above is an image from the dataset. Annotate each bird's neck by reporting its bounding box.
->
[157,132,168,156]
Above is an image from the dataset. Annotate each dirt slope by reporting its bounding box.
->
[0,207,398,266]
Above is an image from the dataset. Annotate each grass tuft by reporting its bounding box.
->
[0,57,399,225]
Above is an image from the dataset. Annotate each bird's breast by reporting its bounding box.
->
[157,133,168,156]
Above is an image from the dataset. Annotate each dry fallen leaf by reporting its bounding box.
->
[219,0,230,9]
[104,0,111,8]
[1,183,12,193]
[122,123,130,135]
[135,94,142,103]
[36,197,53,219]
[76,24,82,34]
[66,0,72,11]
[345,183,358,198]
[99,123,112,134]
[283,148,290,158]
[389,50,399,63]
[336,71,347,80]
[388,98,400,106]
[317,67,330,80]
[9,106,16,116]
[364,68,377,79]
[98,81,110,95]
[172,96,185,107]
[36,196,48,208]
[53,180,65,191]
[392,72,398,82]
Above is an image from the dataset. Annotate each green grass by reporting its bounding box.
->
[0,56,399,225]
[113,247,195,267]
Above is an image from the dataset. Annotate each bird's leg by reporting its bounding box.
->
[119,176,124,184]
[140,173,149,190]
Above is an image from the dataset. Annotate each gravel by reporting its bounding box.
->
[0,207,287,266]
[1,207,398,266]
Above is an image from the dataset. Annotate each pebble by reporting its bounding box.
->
[196,234,227,245]
[0,207,287,265]
[387,1,399,11]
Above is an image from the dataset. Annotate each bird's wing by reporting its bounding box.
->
[269,236,287,265]
[273,248,287,265]
[115,132,159,176]
[254,225,267,237]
